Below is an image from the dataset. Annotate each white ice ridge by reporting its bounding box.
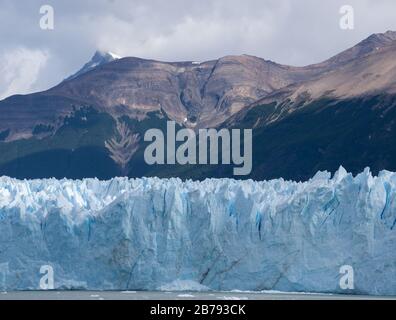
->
[0,166,396,294]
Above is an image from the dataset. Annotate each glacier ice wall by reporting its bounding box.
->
[0,167,396,295]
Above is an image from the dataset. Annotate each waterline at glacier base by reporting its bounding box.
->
[0,167,395,295]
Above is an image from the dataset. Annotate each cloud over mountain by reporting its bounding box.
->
[2,0,396,98]
[0,47,49,99]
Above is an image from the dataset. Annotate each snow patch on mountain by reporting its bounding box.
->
[64,50,122,81]
[0,167,395,294]
[108,51,122,60]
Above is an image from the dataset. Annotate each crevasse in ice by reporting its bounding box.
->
[0,166,395,295]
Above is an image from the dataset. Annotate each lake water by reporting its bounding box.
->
[0,291,394,300]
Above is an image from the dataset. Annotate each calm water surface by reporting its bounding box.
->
[0,291,394,300]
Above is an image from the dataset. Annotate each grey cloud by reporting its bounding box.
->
[1,0,396,97]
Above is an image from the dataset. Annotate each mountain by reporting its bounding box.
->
[64,50,122,81]
[1,32,396,180]
[219,32,396,181]
[313,30,396,70]
[239,32,396,125]
[0,54,322,143]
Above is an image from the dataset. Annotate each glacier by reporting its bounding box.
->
[0,167,396,295]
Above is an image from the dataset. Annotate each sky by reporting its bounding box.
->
[1,0,396,99]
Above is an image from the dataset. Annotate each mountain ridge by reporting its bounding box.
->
[1,31,396,180]
[64,50,122,82]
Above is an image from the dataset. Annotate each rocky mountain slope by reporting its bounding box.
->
[245,31,396,125]
[217,31,396,181]
[0,54,321,142]
[1,31,396,180]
